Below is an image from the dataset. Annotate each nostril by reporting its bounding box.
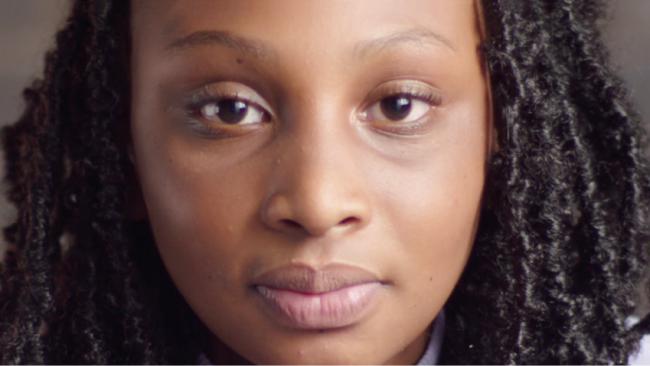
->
[278,216,359,233]
[339,217,358,226]
[280,219,303,229]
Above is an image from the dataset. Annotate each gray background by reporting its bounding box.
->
[0,0,70,241]
[0,0,649,249]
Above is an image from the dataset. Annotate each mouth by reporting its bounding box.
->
[252,263,386,330]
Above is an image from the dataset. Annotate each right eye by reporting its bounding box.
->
[200,99,268,125]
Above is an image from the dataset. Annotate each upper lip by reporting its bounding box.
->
[252,263,383,294]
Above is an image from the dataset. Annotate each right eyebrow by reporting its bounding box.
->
[164,30,275,60]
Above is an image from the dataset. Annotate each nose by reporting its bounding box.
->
[260,117,371,237]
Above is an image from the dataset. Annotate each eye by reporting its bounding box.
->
[200,99,267,125]
[365,95,432,123]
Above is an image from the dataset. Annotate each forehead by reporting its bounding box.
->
[131,0,480,58]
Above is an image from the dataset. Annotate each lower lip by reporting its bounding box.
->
[255,282,383,330]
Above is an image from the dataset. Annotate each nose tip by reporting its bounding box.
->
[261,192,368,237]
[260,100,372,237]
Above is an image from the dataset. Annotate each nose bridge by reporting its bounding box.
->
[290,95,346,183]
[261,99,371,237]
[289,117,349,206]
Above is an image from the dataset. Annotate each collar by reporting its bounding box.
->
[416,310,444,365]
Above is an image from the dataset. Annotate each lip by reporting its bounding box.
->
[252,264,385,330]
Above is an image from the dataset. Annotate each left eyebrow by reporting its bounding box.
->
[353,28,456,59]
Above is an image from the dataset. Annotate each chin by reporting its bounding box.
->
[233,331,389,365]
[254,346,378,365]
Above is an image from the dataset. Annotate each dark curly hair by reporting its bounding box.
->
[1,0,650,364]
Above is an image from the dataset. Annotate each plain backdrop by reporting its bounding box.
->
[0,0,649,252]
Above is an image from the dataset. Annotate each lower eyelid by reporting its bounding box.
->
[184,115,264,139]
[372,115,435,138]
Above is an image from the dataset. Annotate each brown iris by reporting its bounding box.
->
[380,96,412,121]
[217,99,248,124]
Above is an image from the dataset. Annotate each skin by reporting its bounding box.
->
[130,0,489,364]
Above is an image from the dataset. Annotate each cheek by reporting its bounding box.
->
[370,101,486,307]
[132,128,266,296]
[384,168,482,301]
[133,139,278,347]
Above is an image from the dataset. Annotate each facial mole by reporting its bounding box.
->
[236,58,243,64]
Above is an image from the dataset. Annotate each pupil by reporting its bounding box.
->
[217,100,248,124]
[380,96,412,121]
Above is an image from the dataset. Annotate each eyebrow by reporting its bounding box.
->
[353,28,455,58]
[164,30,273,60]
[164,27,455,60]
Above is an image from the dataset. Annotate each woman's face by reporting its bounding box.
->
[130,0,488,364]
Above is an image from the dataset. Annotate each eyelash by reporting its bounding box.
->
[360,85,443,136]
[183,85,442,137]
[184,89,269,137]
[370,86,443,115]
[387,89,441,106]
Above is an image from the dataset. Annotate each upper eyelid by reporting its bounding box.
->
[390,89,441,103]
[185,88,247,107]
[365,81,444,104]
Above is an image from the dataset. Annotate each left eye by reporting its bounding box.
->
[365,95,431,123]
[200,99,266,125]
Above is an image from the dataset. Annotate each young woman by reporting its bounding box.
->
[1,0,649,364]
